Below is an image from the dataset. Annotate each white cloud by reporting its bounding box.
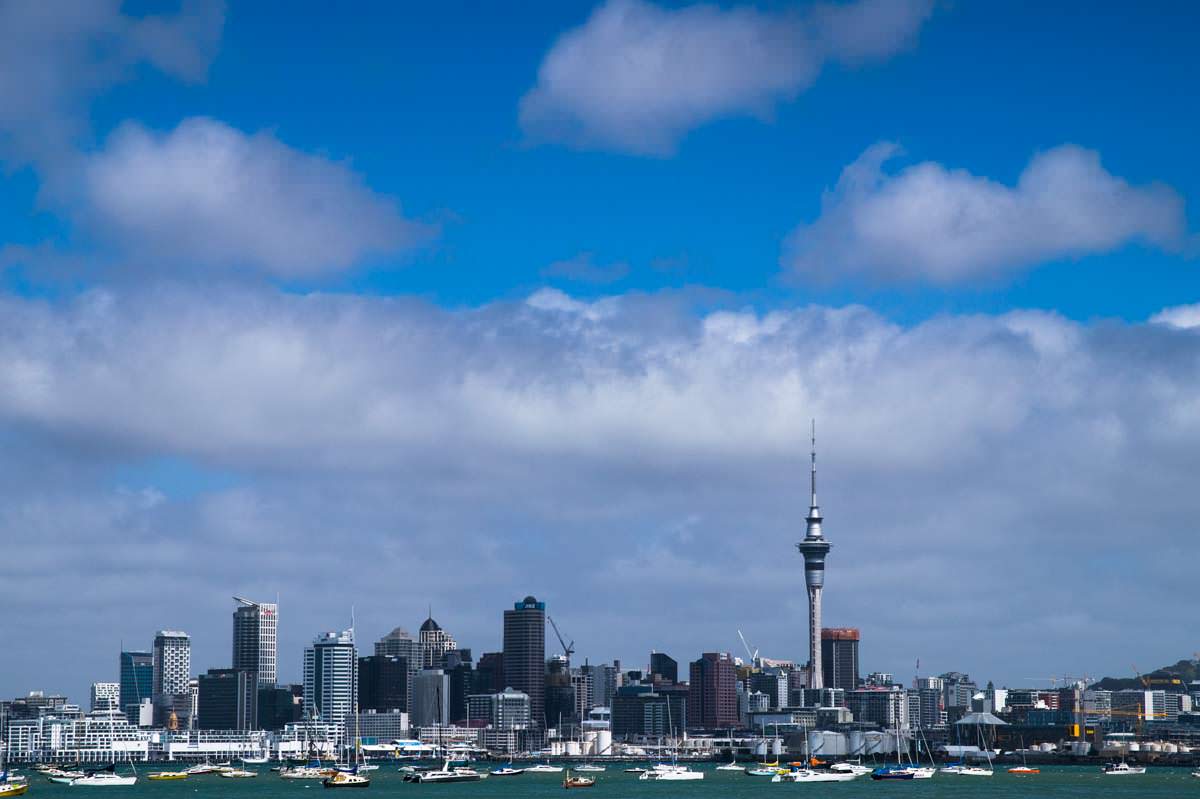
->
[0,0,224,167]
[1150,303,1200,330]
[81,118,430,278]
[3,285,1200,699]
[783,142,1188,285]
[519,0,933,156]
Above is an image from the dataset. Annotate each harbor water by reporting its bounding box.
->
[19,765,1200,799]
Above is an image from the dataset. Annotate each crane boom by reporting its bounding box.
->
[547,615,575,662]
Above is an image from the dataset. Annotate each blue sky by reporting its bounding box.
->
[1,0,1199,701]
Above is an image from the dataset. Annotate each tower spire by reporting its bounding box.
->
[810,418,817,508]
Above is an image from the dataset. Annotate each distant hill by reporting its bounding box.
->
[1091,659,1200,691]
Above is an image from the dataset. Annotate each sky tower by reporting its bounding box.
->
[796,420,830,689]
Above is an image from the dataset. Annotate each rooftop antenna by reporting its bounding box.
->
[810,418,817,506]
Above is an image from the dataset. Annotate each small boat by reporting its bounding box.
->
[1102,762,1146,775]
[829,761,872,776]
[280,766,338,780]
[322,771,370,789]
[941,763,992,776]
[0,784,27,798]
[45,769,86,784]
[218,770,258,779]
[623,767,648,774]
[563,771,595,789]
[185,763,219,776]
[743,767,781,777]
[146,772,190,781]
[525,764,563,774]
[639,764,703,781]
[242,756,270,765]
[402,760,482,784]
[1008,766,1039,775]
[574,764,605,773]
[490,766,524,777]
[69,771,138,787]
[715,761,742,771]
[771,769,856,783]
[870,766,935,781]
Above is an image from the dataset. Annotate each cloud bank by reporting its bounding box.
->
[82,118,429,278]
[783,142,1189,285]
[2,286,1199,699]
[519,0,934,156]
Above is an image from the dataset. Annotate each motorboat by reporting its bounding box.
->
[771,769,857,783]
[0,783,27,798]
[45,769,86,784]
[563,771,595,789]
[219,770,258,779]
[1008,766,1040,775]
[402,760,483,784]
[146,772,190,781]
[243,756,270,765]
[185,763,220,775]
[490,766,524,776]
[828,761,872,776]
[744,766,781,777]
[623,767,648,774]
[525,764,564,774]
[280,765,338,779]
[574,764,605,773]
[69,771,138,787]
[715,761,743,771]
[871,765,935,780]
[1102,762,1146,775]
[941,763,992,776]
[638,764,703,781]
[322,771,370,788]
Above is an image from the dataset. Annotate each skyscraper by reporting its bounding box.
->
[358,654,408,712]
[233,596,278,688]
[303,629,357,725]
[687,652,738,730]
[90,682,120,712]
[503,595,546,728]
[119,650,153,719]
[821,628,860,691]
[649,652,678,684]
[196,668,258,730]
[375,628,425,712]
[411,669,450,728]
[796,422,831,689]
[152,631,191,695]
[418,614,457,669]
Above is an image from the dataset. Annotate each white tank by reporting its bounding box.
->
[595,731,612,757]
[564,741,581,756]
[1128,743,1141,752]
[1162,743,1178,753]
[1038,742,1055,752]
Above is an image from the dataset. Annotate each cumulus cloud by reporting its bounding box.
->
[519,0,933,156]
[81,118,430,278]
[783,142,1189,285]
[1150,303,1200,330]
[2,285,1200,698]
[0,0,224,167]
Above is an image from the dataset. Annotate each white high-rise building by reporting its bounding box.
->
[418,615,457,669]
[90,682,120,712]
[304,629,358,727]
[233,596,278,688]
[152,631,191,695]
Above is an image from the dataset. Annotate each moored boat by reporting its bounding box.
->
[146,772,189,781]
[322,771,369,789]
[563,771,595,789]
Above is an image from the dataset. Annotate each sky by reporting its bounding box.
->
[0,0,1198,703]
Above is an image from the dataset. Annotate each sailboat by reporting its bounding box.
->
[71,709,137,786]
[0,742,29,797]
[640,703,702,781]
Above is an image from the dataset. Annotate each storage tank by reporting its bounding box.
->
[1162,743,1178,754]
[564,741,581,756]
[595,731,612,757]
[809,731,847,758]
[847,731,866,759]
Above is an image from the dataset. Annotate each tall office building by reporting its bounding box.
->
[411,669,450,728]
[303,629,357,725]
[650,652,678,684]
[582,662,619,710]
[418,615,457,669]
[375,628,425,711]
[119,651,153,718]
[503,596,546,728]
[687,653,738,730]
[152,631,191,695]
[821,628,860,691]
[233,596,278,688]
[796,424,831,689]
[475,652,505,694]
[358,655,408,713]
[196,668,258,730]
[466,688,531,730]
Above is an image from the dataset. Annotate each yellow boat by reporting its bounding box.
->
[147,772,190,781]
[0,783,28,797]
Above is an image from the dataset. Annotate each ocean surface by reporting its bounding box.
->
[21,764,1200,799]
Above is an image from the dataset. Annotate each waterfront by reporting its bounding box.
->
[15,766,1200,799]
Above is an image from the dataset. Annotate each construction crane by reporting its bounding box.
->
[737,629,759,668]
[1132,664,1150,689]
[547,615,575,664]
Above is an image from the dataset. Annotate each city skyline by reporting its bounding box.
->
[2,1,1200,707]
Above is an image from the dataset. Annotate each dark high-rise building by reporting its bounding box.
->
[503,596,546,728]
[258,684,303,731]
[650,652,678,684]
[475,652,505,694]
[233,597,278,688]
[820,628,860,691]
[687,652,738,730]
[544,655,576,729]
[612,684,688,737]
[445,650,474,725]
[119,651,153,719]
[358,655,408,713]
[196,668,257,730]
